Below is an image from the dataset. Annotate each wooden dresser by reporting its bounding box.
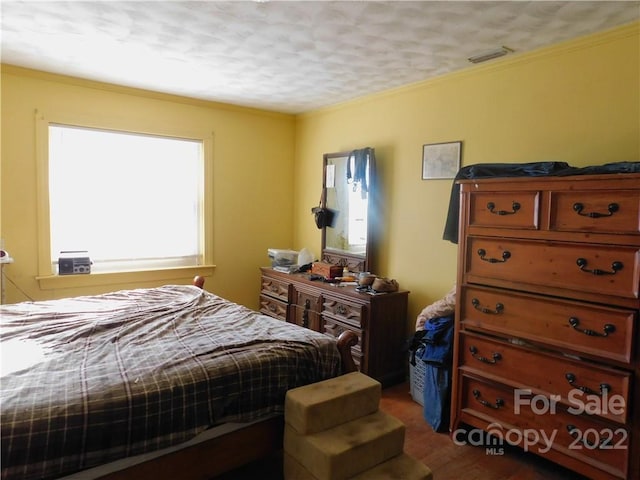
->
[450,173,640,480]
[259,267,409,387]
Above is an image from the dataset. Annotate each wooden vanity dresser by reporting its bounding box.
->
[450,172,640,480]
[260,267,409,387]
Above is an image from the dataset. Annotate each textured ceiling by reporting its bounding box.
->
[2,1,639,113]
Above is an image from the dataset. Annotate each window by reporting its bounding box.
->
[47,124,205,273]
[347,187,368,248]
[347,157,369,251]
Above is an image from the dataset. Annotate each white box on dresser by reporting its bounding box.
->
[450,173,640,480]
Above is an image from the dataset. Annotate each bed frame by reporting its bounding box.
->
[89,276,358,480]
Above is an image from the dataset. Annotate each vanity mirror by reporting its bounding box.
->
[320,148,377,273]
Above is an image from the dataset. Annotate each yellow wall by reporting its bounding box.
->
[294,23,640,332]
[2,23,638,339]
[0,66,296,306]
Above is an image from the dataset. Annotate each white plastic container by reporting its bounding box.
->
[267,249,299,267]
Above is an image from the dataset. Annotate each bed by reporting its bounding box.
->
[0,277,357,480]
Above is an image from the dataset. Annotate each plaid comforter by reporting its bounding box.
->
[0,285,341,480]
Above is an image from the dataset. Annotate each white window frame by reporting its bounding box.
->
[35,109,214,286]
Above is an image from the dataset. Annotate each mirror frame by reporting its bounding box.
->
[320,150,377,273]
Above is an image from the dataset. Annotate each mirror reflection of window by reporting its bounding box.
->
[325,158,348,251]
[325,157,368,253]
[347,163,368,251]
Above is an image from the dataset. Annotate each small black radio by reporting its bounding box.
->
[58,251,92,275]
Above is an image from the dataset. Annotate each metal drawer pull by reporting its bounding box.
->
[573,202,619,218]
[568,317,615,337]
[565,373,611,396]
[576,258,623,275]
[472,389,504,409]
[566,425,611,449]
[477,249,511,263]
[337,305,348,315]
[469,346,502,364]
[487,201,520,216]
[472,298,504,315]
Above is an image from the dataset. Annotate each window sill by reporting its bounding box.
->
[36,265,216,290]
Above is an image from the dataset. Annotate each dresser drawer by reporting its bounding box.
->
[293,289,322,312]
[291,288,323,330]
[322,297,364,328]
[550,189,640,235]
[460,286,636,364]
[459,332,631,424]
[469,190,540,230]
[322,317,363,369]
[261,275,290,302]
[465,236,640,300]
[259,294,287,321]
[459,375,629,478]
[290,304,321,331]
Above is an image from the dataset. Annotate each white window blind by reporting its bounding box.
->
[48,125,204,273]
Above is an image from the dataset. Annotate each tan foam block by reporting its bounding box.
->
[351,453,433,479]
[283,452,318,480]
[284,410,405,480]
[285,371,381,435]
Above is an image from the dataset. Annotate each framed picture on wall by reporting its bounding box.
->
[421,141,462,180]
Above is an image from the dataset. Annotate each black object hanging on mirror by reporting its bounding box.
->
[311,190,336,229]
[311,204,336,229]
